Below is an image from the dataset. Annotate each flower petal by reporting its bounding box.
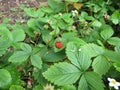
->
[108,78,113,82]
[116,82,120,86]
[109,83,115,87]
[114,85,119,90]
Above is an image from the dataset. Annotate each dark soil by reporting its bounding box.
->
[0,0,47,23]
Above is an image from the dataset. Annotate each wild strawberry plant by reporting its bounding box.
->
[0,0,120,90]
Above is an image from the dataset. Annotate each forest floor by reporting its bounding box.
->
[0,0,47,23]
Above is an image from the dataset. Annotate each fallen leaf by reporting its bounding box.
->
[73,3,83,10]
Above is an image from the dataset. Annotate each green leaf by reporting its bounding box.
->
[21,43,32,53]
[11,29,25,42]
[92,20,102,27]
[65,0,78,2]
[32,64,49,85]
[85,72,104,90]
[48,0,66,12]
[114,62,120,72]
[100,25,114,40]
[107,37,120,46]
[62,13,73,24]
[66,42,91,71]
[43,62,81,86]
[36,9,45,17]
[0,38,11,55]
[70,38,87,46]
[83,30,100,43]
[27,19,38,30]
[40,47,65,62]
[9,85,25,90]
[30,55,42,69]
[79,72,104,90]
[110,10,120,25]
[41,30,52,44]
[62,85,76,90]
[9,44,32,63]
[33,85,43,90]
[81,43,104,58]
[40,7,54,13]
[92,55,111,75]
[62,32,77,41]
[0,27,12,40]
[24,7,44,18]
[6,65,21,85]
[115,45,120,53]
[9,51,30,63]
[103,50,120,62]
[78,75,89,90]
[0,69,12,89]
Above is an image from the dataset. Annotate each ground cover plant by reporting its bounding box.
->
[0,0,120,90]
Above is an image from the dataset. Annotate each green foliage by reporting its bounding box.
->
[9,85,25,90]
[43,62,81,85]
[78,72,104,90]
[92,55,111,75]
[0,69,12,89]
[110,10,120,25]
[66,42,91,71]
[61,85,76,90]
[48,0,66,12]
[11,29,25,43]
[103,50,120,62]
[39,47,65,62]
[30,55,42,69]
[100,25,114,40]
[9,44,32,63]
[0,0,120,89]
[65,0,79,2]
[114,62,120,72]
[107,37,120,46]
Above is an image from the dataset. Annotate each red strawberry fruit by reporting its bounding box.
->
[55,42,63,49]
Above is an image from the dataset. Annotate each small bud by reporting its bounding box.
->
[72,10,78,17]
[104,14,110,20]
[27,79,33,88]
[44,24,49,29]
[58,13,62,16]
[16,66,22,71]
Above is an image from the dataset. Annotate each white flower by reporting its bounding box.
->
[58,13,62,16]
[72,10,78,17]
[108,78,120,90]
[78,48,81,51]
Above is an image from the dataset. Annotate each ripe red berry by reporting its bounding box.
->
[55,42,63,49]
